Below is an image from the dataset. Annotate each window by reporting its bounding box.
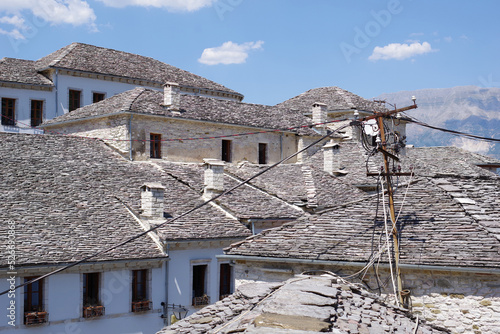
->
[93,92,105,103]
[132,269,151,312]
[69,89,81,112]
[221,140,232,163]
[219,263,232,300]
[258,143,267,164]
[150,133,162,159]
[1,98,15,126]
[31,100,43,127]
[192,264,209,306]
[83,273,104,318]
[24,276,47,325]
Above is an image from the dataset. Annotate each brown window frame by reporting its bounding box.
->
[24,276,43,313]
[192,264,209,306]
[1,97,16,126]
[132,269,148,302]
[69,89,81,112]
[92,92,105,103]
[219,263,232,300]
[150,133,162,159]
[221,140,232,163]
[83,272,100,307]
[258,143,267,164]
[30,100,43,127]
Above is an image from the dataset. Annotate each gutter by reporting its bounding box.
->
[129,114,133,161]
[216,255,500,275]
[54,69,59,116]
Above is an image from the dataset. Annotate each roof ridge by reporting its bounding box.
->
[301,165,318,208]
[124,87,148,111]
[48,42,79,67]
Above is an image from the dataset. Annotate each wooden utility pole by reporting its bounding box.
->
[363,99,417,306]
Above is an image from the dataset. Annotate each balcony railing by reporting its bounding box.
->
[82,305,105,319]
[132,300,152,312]
[25,311,48,325]
[192,294,210,306]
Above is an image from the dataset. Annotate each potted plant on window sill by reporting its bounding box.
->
[83,304,105,318]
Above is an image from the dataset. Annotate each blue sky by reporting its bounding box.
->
[1,0,499,105]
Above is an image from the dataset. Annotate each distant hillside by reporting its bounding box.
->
[376,86,500,159]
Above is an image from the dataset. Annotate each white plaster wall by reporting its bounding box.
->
[47,273,81,321]
[0,276,21,327]
[54,74,158,116]
[0,263,167,334]
[0,86,54,131]
[167,246,232,317]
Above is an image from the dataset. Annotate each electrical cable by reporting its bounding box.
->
[0,124,349,296]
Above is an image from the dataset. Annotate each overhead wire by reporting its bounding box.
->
[0,124,350,296]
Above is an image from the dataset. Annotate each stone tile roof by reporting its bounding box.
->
[306,142,500,189]
[225,176,500,269]
[152,161,304,220]
[160,274,449,333]
[225,163,368,211]
[42,88,317,135]
[35,42,240,95]
[0,133,250,267]
[277,87,388,113]
[0,58,53,86]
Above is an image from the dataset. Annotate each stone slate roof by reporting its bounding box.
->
[0,133,250,268]
[0,58,53,86]
[35,42,240,95]
[225,175,500,269]
[277,87,388,113]
[306,142,500,189]
[225,162,368,211]
[151,161,304,221]
[160,274,449,334]
[42,88,317,135]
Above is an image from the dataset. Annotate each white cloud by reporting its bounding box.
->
[96,0,215,11]
[0,27,25,40]
[369,41,434,61]
[198,41,264,65]
[451,137,492,155]
[444,36,453,43]
[0,0,97,38]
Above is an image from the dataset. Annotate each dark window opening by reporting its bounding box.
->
[132,269,148,302]
[1,98,15,126]
[192,264,209,306]
[69,90,81,112]
[222,140,232,163]
[150,133,162,159]
[258,143,267,164]
[93,92,105,103]
[31,100,43,127]
[219,263,232,300]
[24,277,43,313]
[83,273,100,306]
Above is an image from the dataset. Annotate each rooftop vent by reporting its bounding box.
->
[163,82,180,111]
[323,141,347,176]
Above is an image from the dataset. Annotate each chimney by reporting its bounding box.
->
[203,159,225,199]
[312,102,327,133]
[323,141,347,176]
[140,183,165,220]
[164,82,180,111]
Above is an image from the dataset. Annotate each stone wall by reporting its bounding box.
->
[45,114,302,164]
[232,260,500,334]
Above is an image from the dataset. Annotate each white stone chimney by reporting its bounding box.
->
[323,141,347,176]
[163,82,180,111]
[312,102,328,133]
[203,159,225,199]
[140,183,165,220]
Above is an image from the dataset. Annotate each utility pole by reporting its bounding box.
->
[363,98,417,306]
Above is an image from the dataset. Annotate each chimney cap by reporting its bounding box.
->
[324,142,340,149]
[312,102,327,107]
[164,82,179,87]
[203,158,225,166]
[141,182,165,191]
